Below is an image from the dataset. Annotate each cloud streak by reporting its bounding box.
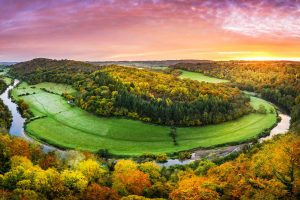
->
[0,0,299,61]
[221,0,300,38]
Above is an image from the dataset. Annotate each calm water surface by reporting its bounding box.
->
[0,80,60,152]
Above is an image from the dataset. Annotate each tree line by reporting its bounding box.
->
[0,130,299,199]
[172,61,300,130]
[11,58,252,126]
[0,79,12,129]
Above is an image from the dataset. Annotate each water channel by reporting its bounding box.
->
[0,80,61,153]
[0,79,291,166]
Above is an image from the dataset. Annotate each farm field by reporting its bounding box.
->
[11,80,277,156]
[179,69,229,83]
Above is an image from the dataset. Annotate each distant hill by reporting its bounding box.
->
[90,60,211,68]
[0,62,17,66]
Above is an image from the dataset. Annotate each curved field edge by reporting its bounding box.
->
[12,82,277,156]
[179,70,229,83]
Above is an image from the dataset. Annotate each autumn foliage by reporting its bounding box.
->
[113,160,151,196]
[11,58,252,126]
[0,79,11,129]
[85,183,120,200]
[172,61,300,130]
[0,132,299,199]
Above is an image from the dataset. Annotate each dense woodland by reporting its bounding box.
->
[172,61,300,130]
[11,59,252,126]
[0,131,299,199]
[1,59,300,199]
[76,66,251,126]
[0,79,12,129]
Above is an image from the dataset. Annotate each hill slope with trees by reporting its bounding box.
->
[0,59,299,199]
[0,130,299,199]
[11,58,252,126]
[172,61,300,130]
[0,79,12,130]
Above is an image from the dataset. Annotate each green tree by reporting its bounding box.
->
[257,104,267,114]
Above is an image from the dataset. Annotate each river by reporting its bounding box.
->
[259,113,290,142]
[160,113,291,167]
[0,79,291,165]
[0,80,61,153]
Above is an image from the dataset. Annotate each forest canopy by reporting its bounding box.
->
[2,59,300,199]
[0,131,299,199]
[11,58,252,126]
[0,80,12,129]
[171,61,300,130]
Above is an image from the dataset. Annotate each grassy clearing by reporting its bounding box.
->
[15,82,76,95]
[179,70,229,83]
[151,66,169,70]
[0,68,12,85]
[1,77,12,85]
[178,97,276,148]
[11,82,276,156]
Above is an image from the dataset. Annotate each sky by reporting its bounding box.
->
[0,0,300,62]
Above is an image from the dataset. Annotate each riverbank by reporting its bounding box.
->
[0,80,63,153]
[6,80,277,156]
[0,77,290,165]
[160,113,290,166]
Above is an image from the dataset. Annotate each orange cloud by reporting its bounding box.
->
[0,0,299,61]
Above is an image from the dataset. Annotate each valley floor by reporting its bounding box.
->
[11,81,277,156]
[179,69,229,83]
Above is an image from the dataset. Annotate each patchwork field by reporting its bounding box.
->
[11,80,277,156]
[179,70,229,83]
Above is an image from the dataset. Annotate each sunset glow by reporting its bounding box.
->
[0,0,300,61]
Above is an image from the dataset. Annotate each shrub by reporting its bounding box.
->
[155,154,167,163]
[96,149,111,159]
[257,104,267,114]
[178,152,192,160]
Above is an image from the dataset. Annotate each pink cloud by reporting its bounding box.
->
[221,0,300,38]
[0,0,299,61]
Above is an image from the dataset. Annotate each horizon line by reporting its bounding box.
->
[1,58,300,63]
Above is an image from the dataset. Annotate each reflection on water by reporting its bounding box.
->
[159,159,192,167]
[259,113,290,142]
[0,80,26,137]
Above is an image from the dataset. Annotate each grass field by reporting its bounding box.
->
[11,81,277,156]
[151,66,169,70]
[0,68,12,85]
[179,70,229,83]
[1,77,12,85]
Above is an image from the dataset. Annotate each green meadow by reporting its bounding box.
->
[179,70,229,83]
[11,80,276,156]
[1,77,12,85]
